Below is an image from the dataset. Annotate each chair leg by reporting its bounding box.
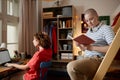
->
[40,68,48,80]
[43,71,48,80]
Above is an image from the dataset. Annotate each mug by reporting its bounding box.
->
[63,44,67,50]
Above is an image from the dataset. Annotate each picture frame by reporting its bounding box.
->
[99,16,110,25]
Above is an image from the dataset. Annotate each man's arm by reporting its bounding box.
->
[87,45,109,54]
[77,44,110,54]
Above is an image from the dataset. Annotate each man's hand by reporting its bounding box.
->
[76,42,93,51]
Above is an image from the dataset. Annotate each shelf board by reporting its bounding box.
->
[58,27,73,29]
[43,17,57,20]
[58,39,72,41]
[58,16,72,19]
[59,50,73,52]
[43,5,73,10]
[43,16,72,20]
[51,59,73,63]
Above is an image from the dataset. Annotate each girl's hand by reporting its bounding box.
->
[4,63,14,67]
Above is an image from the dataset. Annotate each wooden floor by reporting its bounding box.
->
[47,76,120,80]
[47,70,70,80]
[46,70,120,80]
[104,71,120,80]
[47,76,70,80]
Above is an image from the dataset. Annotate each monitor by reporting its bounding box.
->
[0,50,11,65]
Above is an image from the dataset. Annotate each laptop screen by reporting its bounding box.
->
[0,50,11,65]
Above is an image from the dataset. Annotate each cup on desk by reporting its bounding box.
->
[0,43,6,48]
[63,44,67,50]
[21,52,26,59]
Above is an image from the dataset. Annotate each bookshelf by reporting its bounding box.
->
[42,5,76,61]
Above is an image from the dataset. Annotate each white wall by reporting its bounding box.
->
[112,4,120,18]
[42,0,120,24]
[68,0,120,15]
[110,4,120,24]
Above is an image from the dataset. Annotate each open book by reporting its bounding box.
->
[73,34,95,45]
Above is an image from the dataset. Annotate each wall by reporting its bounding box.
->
[112,4,120,19]
[42,0,120,24]
[42,0,120,55]
[109,4,120,25]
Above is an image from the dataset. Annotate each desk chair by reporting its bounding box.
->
[93,13,120,80]
[40,61,52,80]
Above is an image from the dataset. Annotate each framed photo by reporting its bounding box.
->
[99,16,110,25]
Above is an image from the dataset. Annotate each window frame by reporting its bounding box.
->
[0,0,19,58]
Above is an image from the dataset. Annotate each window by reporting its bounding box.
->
[6,0,19,58]
[7,24,18,57]
[7,0,19,17]
[0,0,19,58]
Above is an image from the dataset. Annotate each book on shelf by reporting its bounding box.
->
[73,34,95,45]
[59,20,72,28]
[66,20,72,28]
[59,20,62,28]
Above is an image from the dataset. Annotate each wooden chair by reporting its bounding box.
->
[93,14,120,80]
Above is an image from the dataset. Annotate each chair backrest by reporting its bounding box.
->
[40,61,52,80]
[93,15,120,80]
[40,61,52,68]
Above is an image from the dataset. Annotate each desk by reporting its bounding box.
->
[0,59,29,79]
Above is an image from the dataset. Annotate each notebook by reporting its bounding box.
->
[0,49,22,66]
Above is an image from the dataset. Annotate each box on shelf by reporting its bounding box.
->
[62,6,72,17]
[43,12,53,18]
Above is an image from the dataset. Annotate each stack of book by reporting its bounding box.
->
[61,53,73,59]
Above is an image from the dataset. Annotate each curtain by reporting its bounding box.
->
[18,0,38,56]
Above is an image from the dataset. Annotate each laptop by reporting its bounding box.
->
[0,49,22,66]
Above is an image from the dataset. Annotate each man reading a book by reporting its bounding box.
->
[67,8,115,80]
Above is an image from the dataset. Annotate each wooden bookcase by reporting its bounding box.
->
[42,5,76,61]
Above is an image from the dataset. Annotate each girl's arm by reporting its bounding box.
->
[5,63,29,70]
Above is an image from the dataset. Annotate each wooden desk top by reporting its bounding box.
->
[0,59,30,73]
[0,59,30,79]
[0,66,12,73]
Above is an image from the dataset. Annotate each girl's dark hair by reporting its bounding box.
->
[34,32,51,49]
